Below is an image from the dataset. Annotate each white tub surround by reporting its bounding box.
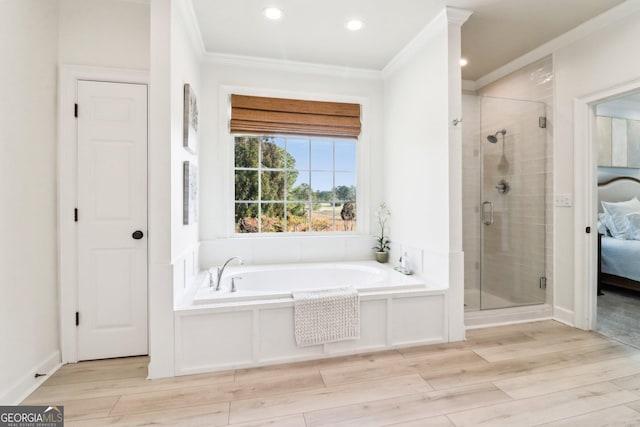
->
[175,261,447,375]
[193,261,423,304]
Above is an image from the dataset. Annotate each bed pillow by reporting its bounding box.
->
[626,212,640,240]
[598,213,612,236]
[601,197,640,239]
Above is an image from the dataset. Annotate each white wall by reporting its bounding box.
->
[148,0,173,379]
[198,61,385,267]
[553,7,640,323]
[0,0,60,404]
[171,3,201,298]
[383,12,451,285]
[56,0,158,374]
[0,0,152,400]
[148,0,203,378]
[382,8,468,341]
[58,0,150,70]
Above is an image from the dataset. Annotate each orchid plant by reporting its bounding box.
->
[373,202,391,253]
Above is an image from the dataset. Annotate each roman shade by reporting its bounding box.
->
[230,94,361,138]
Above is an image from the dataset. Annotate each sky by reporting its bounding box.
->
[274,137,356,192]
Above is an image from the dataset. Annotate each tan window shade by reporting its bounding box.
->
[230,94,361,138]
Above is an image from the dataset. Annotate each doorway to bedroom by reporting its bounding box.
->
[594,92,640,349]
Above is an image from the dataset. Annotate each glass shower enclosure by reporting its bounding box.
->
[463,96,547,311]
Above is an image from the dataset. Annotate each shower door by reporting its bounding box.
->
[480,96,547,310]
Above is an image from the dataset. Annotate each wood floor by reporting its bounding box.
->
[22,320,640,426]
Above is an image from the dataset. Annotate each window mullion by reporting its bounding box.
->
[258,139,262,233]
[308,139,312,232]
[332,139,336,232]
[283,137,288,232]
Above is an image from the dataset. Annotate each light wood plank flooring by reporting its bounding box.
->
[22,320,640,426]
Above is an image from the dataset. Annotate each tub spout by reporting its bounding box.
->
[215,256,245,291]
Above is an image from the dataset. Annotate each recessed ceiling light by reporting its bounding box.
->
[263,7,283,20]
[346,19,364,32]
[460,58,468,67]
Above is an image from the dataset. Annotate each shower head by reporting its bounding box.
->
[487,129,507,143]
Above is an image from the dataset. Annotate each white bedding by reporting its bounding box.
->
[601,235,640,282]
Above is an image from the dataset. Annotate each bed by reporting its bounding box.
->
[598,176,640,292]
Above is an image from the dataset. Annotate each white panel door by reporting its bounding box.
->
[77,80,148,360]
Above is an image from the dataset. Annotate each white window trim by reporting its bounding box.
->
[218,85,371,238]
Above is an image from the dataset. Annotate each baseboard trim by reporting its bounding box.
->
[553,306,575,327]
[0,351,62,405]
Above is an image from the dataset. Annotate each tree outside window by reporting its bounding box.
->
[234,135,356,233]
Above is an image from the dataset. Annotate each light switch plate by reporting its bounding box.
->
[554,194,572,207]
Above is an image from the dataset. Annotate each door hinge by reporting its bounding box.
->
[74,103,78,118]
[74,208,78,222]
[539,116,547,128]
[539,276,547,289]
[75,311,79,326]
[586,226,591,234]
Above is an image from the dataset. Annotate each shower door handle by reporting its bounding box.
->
[482,201,494,226]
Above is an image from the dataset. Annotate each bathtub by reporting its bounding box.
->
[175,260,448,376]
[192,261,425,304]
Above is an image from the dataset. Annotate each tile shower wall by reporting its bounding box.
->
[480,96,547,307]
[463,56,554,308]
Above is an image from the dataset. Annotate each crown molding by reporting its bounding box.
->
[475,0,640,89]
[462,80,477,92]
[382,9,446,77]
[446,7,473,27]
[382,7,472,77]
[202,52,383,80]
[176,0,206,60]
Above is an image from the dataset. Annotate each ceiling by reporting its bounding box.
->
[191,0,625,81]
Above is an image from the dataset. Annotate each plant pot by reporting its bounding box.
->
[375,251,389,263]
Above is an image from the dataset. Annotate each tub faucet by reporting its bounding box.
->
[213,256,245,291]
[395,252,413,275]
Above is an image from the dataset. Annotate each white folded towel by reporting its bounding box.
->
[292,286,360,347]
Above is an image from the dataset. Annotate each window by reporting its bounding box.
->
[234,135,357,233]
[229,94,361,234]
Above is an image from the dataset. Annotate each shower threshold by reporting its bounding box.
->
[465,303,553,329]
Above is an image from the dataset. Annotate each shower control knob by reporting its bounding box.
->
[132,230,144,240]
[495,180,511,195]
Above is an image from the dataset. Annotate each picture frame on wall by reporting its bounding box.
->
[183,161,198,225]
[183,83,198,154]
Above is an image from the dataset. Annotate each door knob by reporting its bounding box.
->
[132,230,144,240]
